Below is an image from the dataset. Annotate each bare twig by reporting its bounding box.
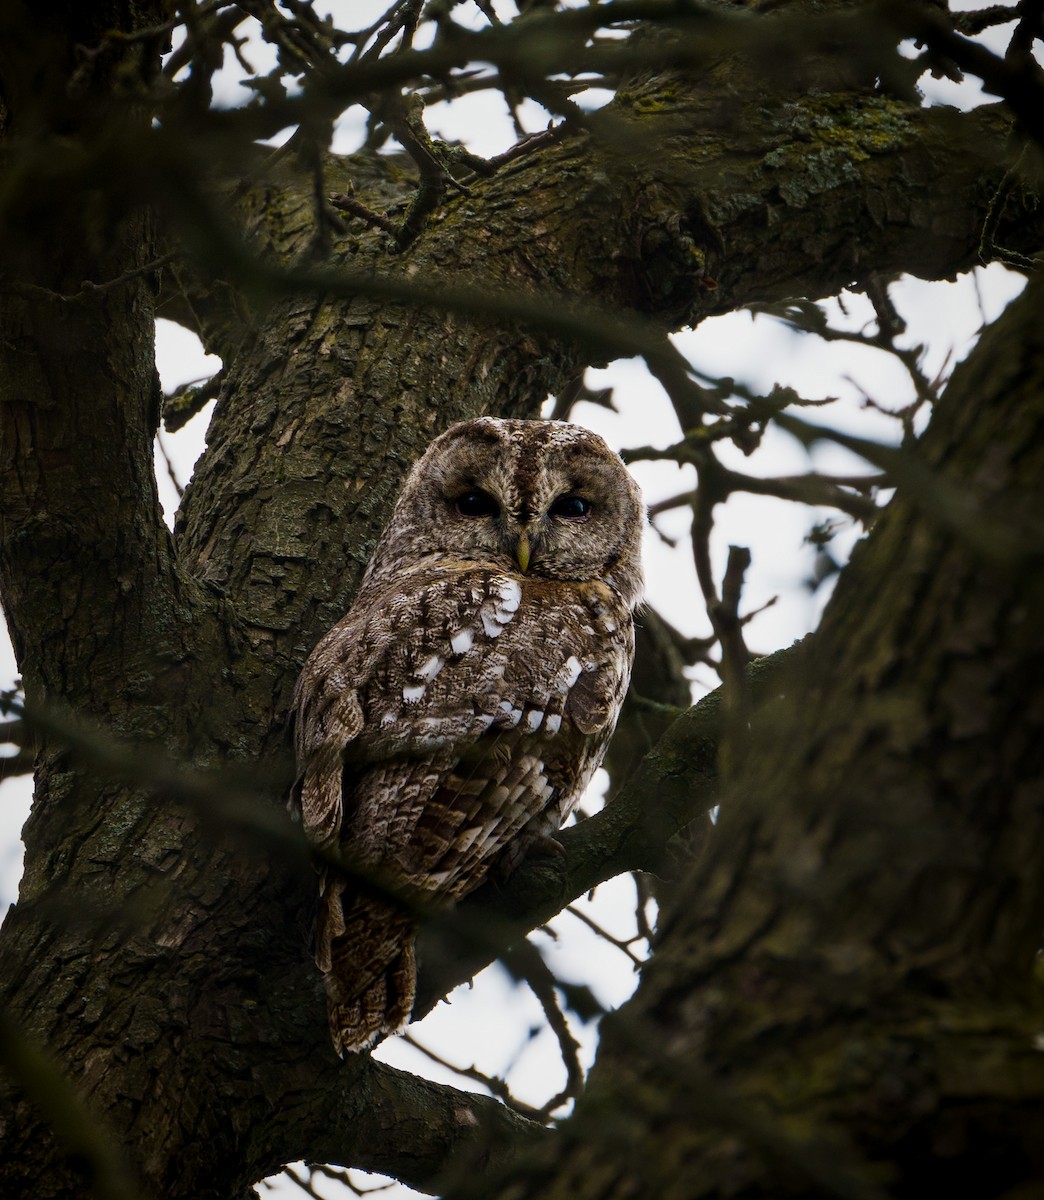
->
[372,89,472,247]
[307,1162,396,1195]
[646,468,883,523]
[715,544,752,751]
[401,1032,543,1119]
[163,369,223,434]
[953,7,1026,37]
[633,873,658,945]
[353,0,425,64]
[155,431,185,501]
[329,189,401,237]
[281,1160,396,1197]
[10,253,176,305]
[565,902,647,968]
[889,0,1044,146]
[979,143,1042,274]
[163,4,250,79]
[501,940,585,1118]
[282,1164,326,1200]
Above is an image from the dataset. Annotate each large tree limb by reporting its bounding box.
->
[484,272,1044,1200]
[301,1059,548,1196]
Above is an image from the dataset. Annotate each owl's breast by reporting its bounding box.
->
[300,562,635,905]
[352,566,632,760]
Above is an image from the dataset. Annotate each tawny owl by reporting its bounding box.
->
[292,417,644,1054]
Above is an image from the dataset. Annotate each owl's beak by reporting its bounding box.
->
[515,531,532,573]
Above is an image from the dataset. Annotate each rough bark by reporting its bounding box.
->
[0,3,1042,1198]
[486,276,1044,1200]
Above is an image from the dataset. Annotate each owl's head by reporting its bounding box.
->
[365,418,644,608]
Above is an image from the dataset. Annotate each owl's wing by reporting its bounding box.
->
[294,566,631,879]
[348,572,628,753]
[337,568,632,895]
[564,655,625,736]
[292,628,369,850]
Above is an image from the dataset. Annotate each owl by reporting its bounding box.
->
[292,417,644,1054]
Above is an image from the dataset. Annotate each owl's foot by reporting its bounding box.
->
[490,831,568,887]
[523,832,568,860]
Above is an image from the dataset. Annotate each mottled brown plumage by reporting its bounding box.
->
[292,418,644,1053]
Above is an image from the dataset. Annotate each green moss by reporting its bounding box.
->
[628,88,680,114]
[616,86,680,112]
[763,94,913,205]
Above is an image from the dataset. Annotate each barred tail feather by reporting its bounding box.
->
[327,937,416,1055]
[317,874,418,1054]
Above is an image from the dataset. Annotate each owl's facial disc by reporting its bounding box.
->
[361,417,643,608]
[450,479,598,574]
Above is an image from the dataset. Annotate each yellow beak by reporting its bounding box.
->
[515,531,531,573]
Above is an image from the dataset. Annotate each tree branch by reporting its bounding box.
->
[300,1058,549,1196]
[413,640,806,1018]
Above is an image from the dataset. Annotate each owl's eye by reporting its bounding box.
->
[455,490,499,518]
[549,495,592,522]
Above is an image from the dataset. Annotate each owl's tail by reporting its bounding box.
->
[317,874,418,1055]
[327,935,416,1056]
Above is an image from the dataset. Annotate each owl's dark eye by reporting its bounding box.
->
[549,494,592,521]
[455,489,499,518]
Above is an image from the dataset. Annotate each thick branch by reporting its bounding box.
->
[305,1059,548,1195]
[414,642,804,1018]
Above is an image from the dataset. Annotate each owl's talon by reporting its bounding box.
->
[525,833,568,860]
